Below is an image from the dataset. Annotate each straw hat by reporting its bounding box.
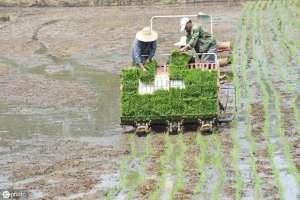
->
[174,36,187,46]
[136,27,158,42]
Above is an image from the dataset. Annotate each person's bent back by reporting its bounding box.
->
[132,27,158,72]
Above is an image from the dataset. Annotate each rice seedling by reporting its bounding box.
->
[194,133,207,194]
[149,133,173,200]
[238,2,262,199]
[227,3,253,198]
[211,133,225,200]
[139,60,158,83]
[121,52,219,121]
[249,2,287,199]
[169,133,186,199]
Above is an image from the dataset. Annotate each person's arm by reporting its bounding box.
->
[180,45,190,52]
[148,41,157,61]
[180,25,201,52]
[132,40,147,72]
[187,25,202,49]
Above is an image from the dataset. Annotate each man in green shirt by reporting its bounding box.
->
[179,17,217,63]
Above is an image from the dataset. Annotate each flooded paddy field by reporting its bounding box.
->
[0,0,299,199]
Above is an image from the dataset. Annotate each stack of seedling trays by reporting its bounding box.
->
[120,50,220,130]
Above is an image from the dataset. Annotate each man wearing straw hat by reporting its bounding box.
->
[179,17,217,63]
[132,27,158,72]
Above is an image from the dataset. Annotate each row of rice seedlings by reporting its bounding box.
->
[104,161,132,199]
[281,0,300,31]
[126,134,142,199]
[169,133,187,199]
[229,121,243,199]
[239,2,262,199]
[228,2,254,198]
[225,9,245,189]
[271,1,300,135]
[133,134,154,197]
[290,0,300,5]
[252,2,287,199]
[261,0,300,186]
[229,24,244,195]
[279,2,300,44]
[253,3,284,197]
[250,2,285,199]
[121,136,136,191]
[194,133,207,195]
[112,134,150,199]
[289,7,300,33]
[271,0,300,77]
[103,134,137,199]
[226,1,258,198]
[260,0,294,166]
[273,1,300,89]
[149,133,173,200]
[278,1,300,78]
[211,133,225,200]
[145,134,153,160]
[262,0,300,136]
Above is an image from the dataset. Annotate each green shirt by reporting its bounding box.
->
[186,24,216,53]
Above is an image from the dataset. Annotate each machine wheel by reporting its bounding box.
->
[198,120,214,133]
[167,120,183,134]
[135,122,151,135]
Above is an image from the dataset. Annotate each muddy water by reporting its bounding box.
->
[0,63,121,138]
